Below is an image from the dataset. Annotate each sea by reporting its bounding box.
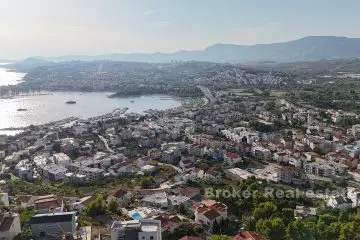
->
[0,66,181,135]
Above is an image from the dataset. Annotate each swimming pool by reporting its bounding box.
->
[132,212,143,220]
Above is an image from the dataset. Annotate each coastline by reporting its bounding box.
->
[0,94,183,136]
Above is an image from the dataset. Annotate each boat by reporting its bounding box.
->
[130,100,135,103]
[66,101,76,104]
[17,108,27,111]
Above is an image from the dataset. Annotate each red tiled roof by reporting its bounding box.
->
[34,196,62,210]
[226,152,241,159]
[233,231,265,240]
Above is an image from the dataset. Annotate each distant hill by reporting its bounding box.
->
[38,36,360,63]
[5,57,54,71]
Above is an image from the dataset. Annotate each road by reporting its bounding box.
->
[98,135,114,153]
[197,85,215,105]
[157,162,183,173]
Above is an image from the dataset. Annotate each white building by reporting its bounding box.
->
[39,164,68,182]
[193,200,228,233]
[30,212,77,239]
[111,219,162,240]
[0,193,9,207]
[0,212,21,240]
[52,153,71,167]
[327,195,353,210]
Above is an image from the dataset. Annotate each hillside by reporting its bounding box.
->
[40,36,360,63]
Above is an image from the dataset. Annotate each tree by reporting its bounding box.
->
[209,235,231,240]
[213,219,221,234]
[140,176,155,189]
[170,222,205,239]
[281,208,294,225]
[107,199,119,213]
[256,217,287,240]
[253,202,278,220]
[14,228,33,240]
[286,219,316,240]
[243,216,257,231]
[339,221,360,240]
[86,195,106,217]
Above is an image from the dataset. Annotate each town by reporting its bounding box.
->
[2,60,360,239]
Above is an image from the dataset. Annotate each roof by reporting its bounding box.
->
[34,196,62,210]
[30,212,75,225]
[179,236,202,240]
[179,187,201,198]
[226,152,241,160]
[233,231,265,240]
[78,196,96,205]
[0,213,18,232]
[202,209,220,221]
[113,188,128,198]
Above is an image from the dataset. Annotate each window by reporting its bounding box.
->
[40,232,45,237]
[150,237,154,240]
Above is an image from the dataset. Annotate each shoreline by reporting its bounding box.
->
[0,94,184,136]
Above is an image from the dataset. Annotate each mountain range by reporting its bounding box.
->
[9,36,360,65]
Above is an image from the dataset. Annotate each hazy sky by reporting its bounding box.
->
[1,0,360,59]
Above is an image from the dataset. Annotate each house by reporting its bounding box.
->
[0,151,5,160]
[204,170,223,185]
[34,195,64,213]
[232,231,265,240]
[280,136,293,148]
[109,161,134,176]
[193,200,228,233]
[226,168,254,181]
[251,145,272,161]
[347,187,360,207]
[273,152,289,164]
[111,219,162,240]
[38,163,68,182]
[141,165,157,175]
[278,166,306,185]
[179,158,195,172]
[0,193,9,207]
[72,196,96,213]
[142,192,168,209]
[294,206,317,220]
[137,156,153,168]
[168,195,191,210]
[224,152,242,166]
[178,187,202,201]
[30,212,77,239]
[52,152,71,166]
[327,195,353,210]
[151,214,182,234]
[112,188,132,202]
[0,212,21,240]
[288,158,302,168]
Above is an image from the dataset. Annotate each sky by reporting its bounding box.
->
[1,0,360,59]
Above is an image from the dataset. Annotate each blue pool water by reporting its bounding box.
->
[132,213,143,220]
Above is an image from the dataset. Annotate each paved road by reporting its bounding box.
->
[98,135,114,153]
[197,85,215,104]
[157,162,183,173]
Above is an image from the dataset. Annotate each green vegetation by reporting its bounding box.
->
[210,177,360,240]
[140,176,156,189]
[164,222,205,240]
[86,195,106,217]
